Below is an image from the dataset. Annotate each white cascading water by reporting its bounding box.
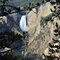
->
[19,15,28,32]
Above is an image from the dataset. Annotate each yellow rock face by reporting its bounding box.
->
[28,2,54,36]
[27,2,55,55]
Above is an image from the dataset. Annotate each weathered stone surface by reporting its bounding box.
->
[26,2,55,56]
[28,2,54,36]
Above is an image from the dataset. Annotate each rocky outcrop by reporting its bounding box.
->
[28,2,54,36]
[26,2,55,56]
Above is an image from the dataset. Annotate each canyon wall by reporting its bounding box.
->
[27,2,54,55]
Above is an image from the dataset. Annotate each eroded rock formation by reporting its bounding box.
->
[26,2,54,56]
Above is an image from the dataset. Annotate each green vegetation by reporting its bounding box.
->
[44,14,53,22]
[40,14,53,27]
[0,0,41,12]
[2,52,18,60]
[23,2,40,11]
[18,0,42,7]
[0,31,23,48]
[0,31,25,60]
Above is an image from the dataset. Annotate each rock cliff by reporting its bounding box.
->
[27,2,55,55]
